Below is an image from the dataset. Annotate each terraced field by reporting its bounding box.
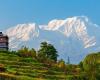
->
[0,53,67,80]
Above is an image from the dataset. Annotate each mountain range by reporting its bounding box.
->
[4,16,100,64]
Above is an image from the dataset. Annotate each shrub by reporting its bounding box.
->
[17,47,36,58]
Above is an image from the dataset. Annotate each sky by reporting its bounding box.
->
[0,0,100,30]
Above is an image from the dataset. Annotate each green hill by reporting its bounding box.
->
[0,51,100,80]
[0,52,68,80]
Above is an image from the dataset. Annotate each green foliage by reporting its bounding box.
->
[79,61,84,71]
[38,42,58,62]
[57,59,66,71]
[17,46,36,58]
[83,52,100,80]
[20,58,37,63]
[66,75,87,80]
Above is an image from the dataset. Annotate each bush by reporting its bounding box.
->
[17,47,36,58]
[57,59,66,70]
[20,58,37,63]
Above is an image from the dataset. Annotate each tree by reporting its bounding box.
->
[57,59,66,70]
[38,42,58,62]
[29,48,37,58]
[18,46,29,57]
[83,53,100,80]
[18,46,36,58]
[79,61,84,71]
[47,44,58,61]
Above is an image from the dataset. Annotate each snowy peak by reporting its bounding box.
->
[5,23,39,48]
[41,16,88,31]
[40,16,89,37]
[4,16,100,63]
[6,23,39,41]
[40,16,96,48]
[5,16,99,49]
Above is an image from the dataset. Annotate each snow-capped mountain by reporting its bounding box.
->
[4,16,100,64]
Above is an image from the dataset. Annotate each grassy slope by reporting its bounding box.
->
[0,52,67,80]
[0,52,100,80]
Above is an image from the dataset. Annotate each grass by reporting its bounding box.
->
[0,52,68,80]
[1,52,99,80]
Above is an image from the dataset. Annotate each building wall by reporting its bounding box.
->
[0,33,9,51]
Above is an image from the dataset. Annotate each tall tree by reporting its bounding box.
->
[38,42,58,62]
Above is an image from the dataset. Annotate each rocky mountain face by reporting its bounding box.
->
[4,16,100,64]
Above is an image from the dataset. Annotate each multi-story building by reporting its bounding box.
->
[0,32,9,51]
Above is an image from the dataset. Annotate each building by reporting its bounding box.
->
[0,32,9,51]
